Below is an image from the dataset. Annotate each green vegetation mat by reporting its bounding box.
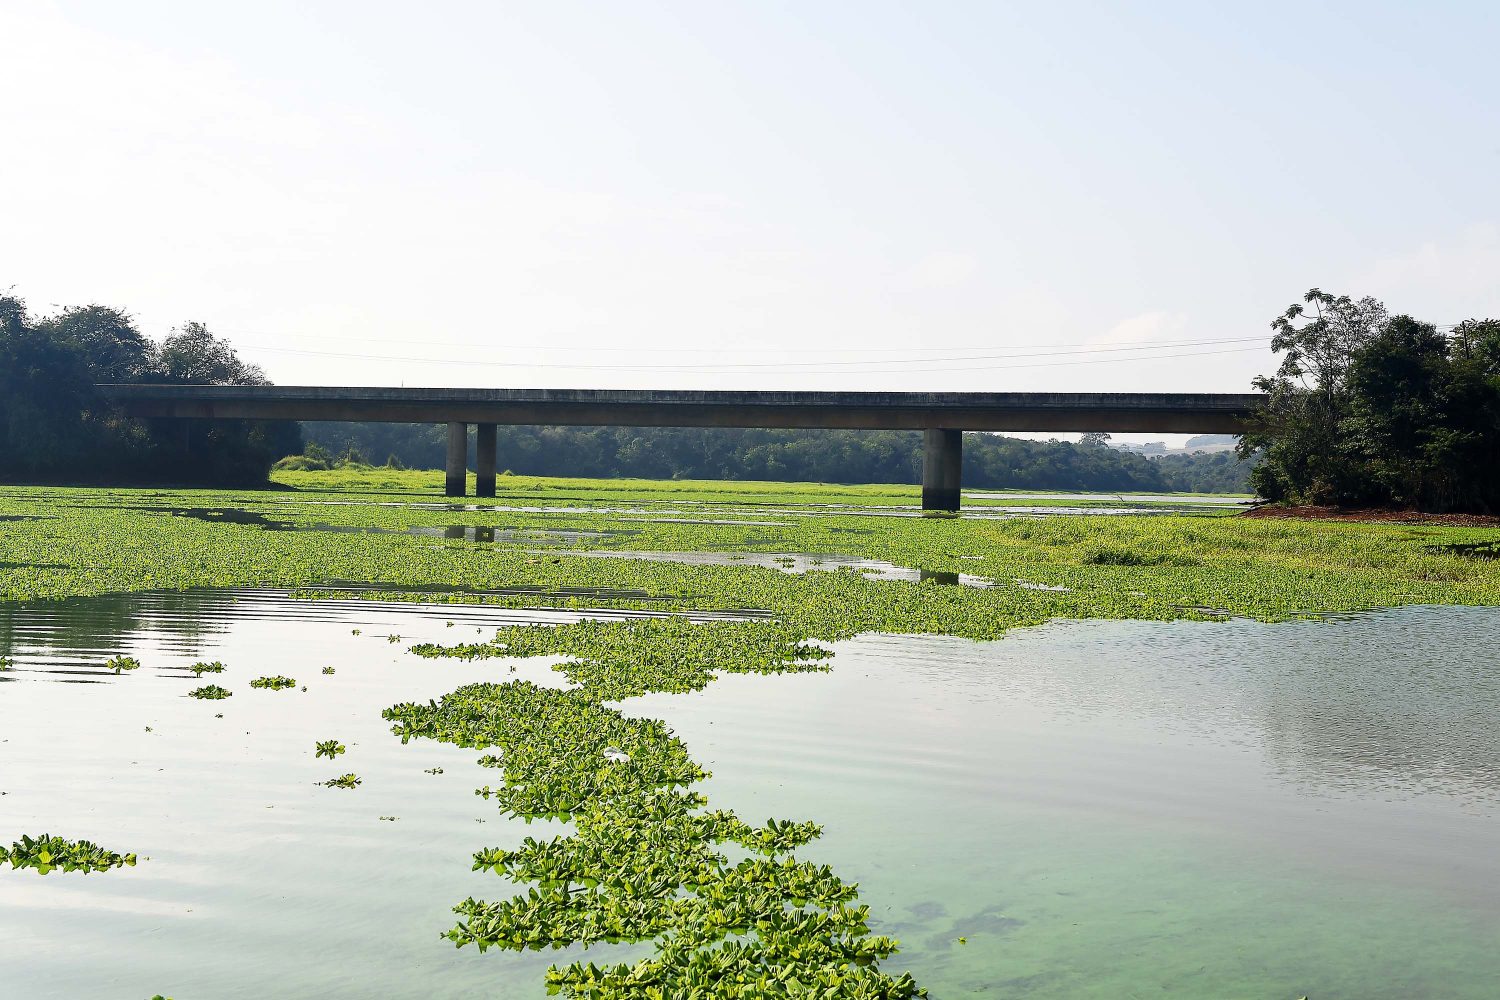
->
[2,471,1497,995]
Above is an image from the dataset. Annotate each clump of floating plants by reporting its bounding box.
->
[249,675,296,691]
[322,666,336,675]
[315,739,346,759]
[189,660,226,676]
[387,617,924,998]
[105,654,140,674]
[188,684,232,700]
[1,834,137,875]
[321,774,361,789]
[0,655,13,670]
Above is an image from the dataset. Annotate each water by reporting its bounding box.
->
[2,597,1499,998]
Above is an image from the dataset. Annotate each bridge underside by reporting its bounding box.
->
[102,386,1260,511]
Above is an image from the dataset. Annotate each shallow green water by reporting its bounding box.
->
[1,595,1497,998]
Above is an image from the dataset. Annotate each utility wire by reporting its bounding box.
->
[234,342,1268,374]
[208,327,1273,356]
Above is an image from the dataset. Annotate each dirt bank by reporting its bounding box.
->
[1241,505,1500,527]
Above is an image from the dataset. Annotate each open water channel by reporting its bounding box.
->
[1,586,1497,998]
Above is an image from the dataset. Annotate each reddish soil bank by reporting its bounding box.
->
[1241,505,1500,527]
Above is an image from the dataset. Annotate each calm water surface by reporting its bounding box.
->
[1,596,1497,998]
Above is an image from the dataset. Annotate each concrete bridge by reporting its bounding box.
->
[101,385,1261,511]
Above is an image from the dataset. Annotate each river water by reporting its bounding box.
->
[1,595,1496,998]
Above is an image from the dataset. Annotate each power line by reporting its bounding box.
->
[234,341,1269,374]
[208,326,1272,357]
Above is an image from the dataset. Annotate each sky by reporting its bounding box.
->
[3,0,1498,429]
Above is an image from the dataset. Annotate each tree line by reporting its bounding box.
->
[0,294,300,484]
[297,423,1255,493]
[1240,290,1500,512]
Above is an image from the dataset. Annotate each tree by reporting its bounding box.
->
[1241,289,1389,505]
[1079,431,1112,448]
[1,291,299,485]
[156,322,269,385]
[35,304,156,382]
[1241,288,1500,512]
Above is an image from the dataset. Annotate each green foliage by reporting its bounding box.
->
[189,660,226,676]
[188,684,232,700]
[384,671,923,998]
[0,291,299,486]
[315,739,346,759]
[0,834,137,874]
[249,675,296,690]
[106,654,141,673]
[1243,289,1500,511]
[321,773,361,788]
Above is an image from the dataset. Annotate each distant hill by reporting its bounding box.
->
[1113,433,1239,456]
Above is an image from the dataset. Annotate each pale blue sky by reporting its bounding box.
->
[2,0,1497,409]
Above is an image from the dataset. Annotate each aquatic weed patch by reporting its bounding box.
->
[188,684,232,700]
[383,675,923,997]
[1,834,137,875]
[249,675,296,691]
[5,474,1500,997]
[411,619,832,700]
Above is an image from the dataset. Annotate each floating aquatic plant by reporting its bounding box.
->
[188,684,232,700]
[321,773,361,789]
[385,667,924,997]
[1,834,137,875]
[105,654,140,674]
[189,660,226,676]
[322,666,336,675]
[315,739,346,759]
[249,675,296,690]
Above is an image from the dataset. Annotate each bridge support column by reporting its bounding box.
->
[475,423,497,498]
[445,421,468,497]
[922,428,962,512]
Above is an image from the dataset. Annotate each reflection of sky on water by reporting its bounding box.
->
[2,593,1498,998]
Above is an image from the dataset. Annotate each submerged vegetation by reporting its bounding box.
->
[1,834,137,875]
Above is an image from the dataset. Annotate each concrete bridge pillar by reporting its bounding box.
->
[445,421,468,497]
[475,423,497,498]
[922,428,962,512]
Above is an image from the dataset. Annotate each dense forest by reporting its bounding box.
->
[299,422,1256,493]
[0,294,300,484]
[1242,290,1500,512]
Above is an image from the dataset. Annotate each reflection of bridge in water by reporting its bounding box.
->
[101,385,1260,511]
